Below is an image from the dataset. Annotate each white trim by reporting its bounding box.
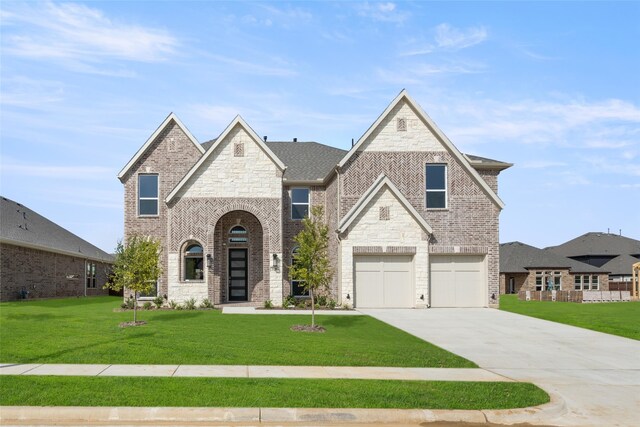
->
[137,173,159,217]
[166,115,286,203]
[118,113,204,181]
[337,174,433,235]
[336,90,505,209]
[425,163,448,209]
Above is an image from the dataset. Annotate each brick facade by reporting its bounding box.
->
[0,243,110,302]
[119,92,507,308]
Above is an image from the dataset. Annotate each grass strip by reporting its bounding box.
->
[500,295,639,340]
[1,297,474,367]
[0,376,549,410]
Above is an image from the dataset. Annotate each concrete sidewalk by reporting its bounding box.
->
[0,363,509,382]
[221,306,362,315]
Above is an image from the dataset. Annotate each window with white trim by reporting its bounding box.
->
[139,281,158,299]
[138,174,159,216]
[86,261,96,288]
[290,247,308,296]
[426,164,447,209]
[291,188,309,220]
[184,243,204,281]
[535,271,562,291]
[574,275,599,290]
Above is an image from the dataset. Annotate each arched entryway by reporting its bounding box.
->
[212,210,266,303]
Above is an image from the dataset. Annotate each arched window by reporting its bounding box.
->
[229,225,248,243]
[290,247,308,296]
[184,243,203,281]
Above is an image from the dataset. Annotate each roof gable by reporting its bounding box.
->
[337,89,505,209]
[118,113,204,181]
[337,174,433,235]
[500,241,606,274]
[166,116,285,203]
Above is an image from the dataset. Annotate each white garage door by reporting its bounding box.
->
[430,255,485,307]
[354,255,413,308]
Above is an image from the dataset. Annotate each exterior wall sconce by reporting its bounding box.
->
[272,253,280,271]
[206,254,213,268]
[420,294,424,300]
[491,293,496,301]
[346,293,350,300]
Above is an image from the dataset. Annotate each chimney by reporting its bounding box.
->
[263,136,267,142]
[293,138,297,142]
[351,138,354,147]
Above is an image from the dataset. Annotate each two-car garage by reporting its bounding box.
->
[353,254,486,308]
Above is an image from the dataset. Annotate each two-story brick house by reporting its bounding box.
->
[118,90,511,308]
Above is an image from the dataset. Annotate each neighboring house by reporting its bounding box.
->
[499,242,609,294]
[118,90,511,308]
[546,232,640,283]
[0,196,114,302]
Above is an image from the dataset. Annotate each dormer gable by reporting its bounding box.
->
[166,115,286,202]
[118,112,204,182]
[338,89,505,209]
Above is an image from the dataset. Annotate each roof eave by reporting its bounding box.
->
[0,238,114,263]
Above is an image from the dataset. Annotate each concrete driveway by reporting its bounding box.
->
[360,308,640,427]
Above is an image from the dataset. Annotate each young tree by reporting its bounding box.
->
[105,235,162,324]
[290,206,333,328]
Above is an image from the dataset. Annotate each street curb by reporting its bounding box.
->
[0,394,567,425]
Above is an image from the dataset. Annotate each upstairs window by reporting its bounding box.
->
[291,188,309,220]
[138,174,159,216]
[426,164,447,209]
[184,243,204,281]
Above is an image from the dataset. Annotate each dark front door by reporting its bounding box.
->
[228,248,248,301]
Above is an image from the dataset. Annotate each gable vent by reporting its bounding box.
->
[234,143,245,157]
[397,117,407,132]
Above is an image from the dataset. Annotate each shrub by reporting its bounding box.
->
[263,299,273,309]
[327,298,337,310]
[184,298,197,310]
[143,301,153,310]
[316,294,327,307]
[199,298,214,309]
[121,297,135,310]
[176,304,184,311]
[153,296,164,309]
[169,300,179,309]
[283,294,296,308]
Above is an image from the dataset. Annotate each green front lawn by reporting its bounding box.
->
[500,294,640,340]
[0,296,474,367]
[0,376,549,410]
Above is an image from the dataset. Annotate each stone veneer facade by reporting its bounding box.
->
[120,92,508,307]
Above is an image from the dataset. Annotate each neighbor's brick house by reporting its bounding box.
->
[0,197,113,301]
[118,90,511,308]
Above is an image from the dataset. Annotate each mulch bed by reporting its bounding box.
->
[290,324,326,333]
[119,321,147,328]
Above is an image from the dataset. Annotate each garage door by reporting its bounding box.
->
[354,255,413,308]
[430,255,485,307]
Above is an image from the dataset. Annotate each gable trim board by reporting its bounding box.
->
[118,113,205,181]
[337,173,433,235]
[337,89,505,209]
[166,115,286,203]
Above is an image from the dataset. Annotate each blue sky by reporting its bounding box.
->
[1,1,638,253]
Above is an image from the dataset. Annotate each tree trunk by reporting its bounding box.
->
[133,292,137,323]
[310,287,315,327]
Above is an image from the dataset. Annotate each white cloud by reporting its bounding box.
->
[355,2,409,24]
[434,23,488,50]
[1,1,178,70]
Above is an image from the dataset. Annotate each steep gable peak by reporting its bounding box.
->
[165,115,285,203]
[118,112,204,181]
[337,89,505,209]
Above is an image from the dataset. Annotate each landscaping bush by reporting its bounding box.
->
[199,298,214,309]
[264,299,273,309]
[169,300,179,309]
[153,296,164,309]
[143,301,153,310]
[283,294,296,308]
[120,297,135,310]
[184,298,197,310]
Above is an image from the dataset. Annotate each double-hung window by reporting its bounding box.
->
[291,188,309,220]
[138,174,159,216]
[184,243,204,281]
[86,262,96,288]
[426,164,447,209]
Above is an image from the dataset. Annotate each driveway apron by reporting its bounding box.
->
[360,308,640,427]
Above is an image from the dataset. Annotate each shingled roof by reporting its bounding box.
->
[546,232,640,257]
[0,196,113,263]
[500,241,605,274]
